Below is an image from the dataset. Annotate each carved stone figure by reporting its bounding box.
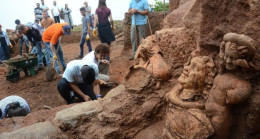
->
[134,36,172,88]
[165,56,216,139]
[205,33,255,139]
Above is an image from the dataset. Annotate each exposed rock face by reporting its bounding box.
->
[0,122,66,139]
[200,0,260,52]
[124,12,168,48]
[53,68,169,138]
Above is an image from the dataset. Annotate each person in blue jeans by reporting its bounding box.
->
[77,7,92,59]
[17,23,46,72]
[43,40,66,75]
[15,19,30,55]
[0,24,12,61]
[42,23,70,75]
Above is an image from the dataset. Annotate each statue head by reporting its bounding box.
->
[178,56,216,100]
[220,33,256,72]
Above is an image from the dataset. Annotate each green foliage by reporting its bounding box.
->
[149,0,169,12]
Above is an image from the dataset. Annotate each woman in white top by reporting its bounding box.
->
[64,4,74,29]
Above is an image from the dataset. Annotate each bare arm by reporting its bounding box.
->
[51,9,54,17]
[109,14,114,29]
[138,9,149,15]
[87,21,91,34]
[69,83,91,101]
[94,14,98,28]
[226,81,252,104]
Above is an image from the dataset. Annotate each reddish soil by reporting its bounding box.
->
[0,35,135,133]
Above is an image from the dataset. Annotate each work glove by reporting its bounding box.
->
[111,26,115,31]
[53,55,58,60]
[86,34,90,40]
[9,43,13,49]
[93,28,98,37]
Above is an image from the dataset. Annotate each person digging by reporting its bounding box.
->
[42,23,70,81]
[57,60,104,104]
[17,23,45,72]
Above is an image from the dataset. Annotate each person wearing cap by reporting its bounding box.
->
[15,19,30,56]
[17,23,45,72]
[0,24,12,60]
[57,60,105,104]
[42,23,70,75]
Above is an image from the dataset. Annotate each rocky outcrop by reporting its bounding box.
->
[0,122,67,139]
[124,12,168,48]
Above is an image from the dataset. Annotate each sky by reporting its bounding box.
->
[0,0,162,31]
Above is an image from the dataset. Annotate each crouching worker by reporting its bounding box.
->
[57,60,103,104]
[17,23,44,72]
[83,43,110,83]
[0,95,31,119]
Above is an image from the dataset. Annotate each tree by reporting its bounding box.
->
[149,0,169,12]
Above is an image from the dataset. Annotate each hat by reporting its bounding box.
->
[62,25,71,35]
[15,19,20,25]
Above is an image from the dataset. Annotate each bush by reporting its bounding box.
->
[149,0,169,12]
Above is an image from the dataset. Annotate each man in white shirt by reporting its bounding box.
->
[0,95,30,119]
[57,60,106,104]
[41,0,50,16]
[51,0,60,23]
[84,1,93,28]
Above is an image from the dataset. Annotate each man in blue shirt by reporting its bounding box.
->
[128,0,149,60]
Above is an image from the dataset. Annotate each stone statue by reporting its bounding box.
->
[165,56,216,139]
[205,33,255,139]
[134,36,172,88]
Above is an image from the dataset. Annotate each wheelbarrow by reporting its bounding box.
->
[2,54,38,82]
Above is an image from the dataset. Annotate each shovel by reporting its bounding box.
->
[46,42,61,82]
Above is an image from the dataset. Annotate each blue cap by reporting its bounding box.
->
[62,25,71,35]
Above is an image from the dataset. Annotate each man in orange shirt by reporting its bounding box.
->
[41,11,55,29]
[42,23,71,75]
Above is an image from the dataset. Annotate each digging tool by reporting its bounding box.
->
[147,15,153,35]
[46,40,62,82]
[134,13,139,54]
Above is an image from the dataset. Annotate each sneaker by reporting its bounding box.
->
[75,55,83,59]
[70,91,75,100]
[35,66,43,72]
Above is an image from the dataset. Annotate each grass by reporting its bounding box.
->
[72,25,82,32]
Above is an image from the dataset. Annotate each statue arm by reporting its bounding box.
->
[226,82,252,104]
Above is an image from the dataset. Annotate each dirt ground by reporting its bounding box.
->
[0,34,136,133]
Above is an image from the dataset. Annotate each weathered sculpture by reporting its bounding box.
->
[205,33,256,139]
[165,56,216,139]
[134,36,172,88]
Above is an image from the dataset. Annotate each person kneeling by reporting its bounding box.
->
[0,95,31,119]
[57,60,102,104]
